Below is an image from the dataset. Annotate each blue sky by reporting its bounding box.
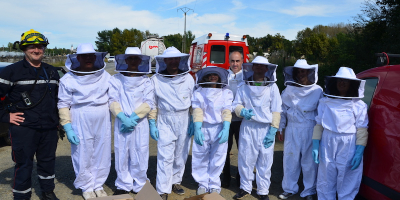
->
[0,0,365,49]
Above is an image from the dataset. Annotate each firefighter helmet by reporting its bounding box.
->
[13,29,49,50]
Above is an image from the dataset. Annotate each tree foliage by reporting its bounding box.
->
[95,28,157,55]
[95,28,194,55]
[163,30,195,53]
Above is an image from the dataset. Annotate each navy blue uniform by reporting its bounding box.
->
[0,58,60,200]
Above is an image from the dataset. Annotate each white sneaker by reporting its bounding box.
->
[95,189,108,197]
[210,188,220,194]
[196,187,207,195]
[82,191,96,200]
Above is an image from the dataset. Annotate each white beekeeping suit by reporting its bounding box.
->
[232,56,282,199]
[109,47,155,194]
[312,67,369,200]
[58,43,112,199]
[191,66,233,195]
[278,59,323,199]
[150,47,195,197]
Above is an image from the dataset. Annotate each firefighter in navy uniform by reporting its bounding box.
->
[0,30,60,200]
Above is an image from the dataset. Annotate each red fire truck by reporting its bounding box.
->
[189,33,250,72]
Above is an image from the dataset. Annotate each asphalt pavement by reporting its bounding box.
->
[0,63,307,199]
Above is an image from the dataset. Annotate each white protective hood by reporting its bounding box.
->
[65,43,107,74]
[323,67,366,99]
[195,66,229,88]
[283,59,318,87]
[115,47,151,74]
[242,56,278,86]
[154,46,190,76]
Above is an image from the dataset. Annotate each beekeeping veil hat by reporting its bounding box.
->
[283,59,318,87]
[115,47,151,74]
[65,43,107,74]
[242,56,277,86]
[324,67,365,99]
[195,66,229,88]
[155,46,190,76]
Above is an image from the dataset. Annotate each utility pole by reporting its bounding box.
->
[178,7,193,53]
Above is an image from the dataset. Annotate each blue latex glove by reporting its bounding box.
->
[117,112,137,133]
[263,126,277,148]
[240,108,255,120]
[63,123,80,145]
[194,122,204,146]
[120,124,134,133]
[312,139,320,164]
[130,112,141,126]
[149,119,159,141]
[351,145,365,170]
[188,116,194,137]
[218,121,231,144]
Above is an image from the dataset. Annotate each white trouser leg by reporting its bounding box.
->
[71,104,111,192]
[299,125,317,197]
[191,123,213,190]
[317,130,361,200]
[156,110,190,194]
[130,119,150,193]
[238,121,268,194]
[282,123,317,197]
[255,125,274,196]
[114,122,133,191]
[281,125,301,195]
[114,118,149,192]
[208,124,228,193]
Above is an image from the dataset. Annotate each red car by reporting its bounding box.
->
[356,53,400,200]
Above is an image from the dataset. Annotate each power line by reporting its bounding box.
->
[177,7,193,53]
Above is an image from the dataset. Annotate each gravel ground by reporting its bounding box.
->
[0,63,308,200]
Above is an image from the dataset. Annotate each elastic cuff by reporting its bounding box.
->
[109,101,123,117]
[222,109,232,122]
[234,105,244,118]
[271,112,281,129]
[134,103,151,118]
[148,109,157,120]
[356,127,368,146]
[312,124,323,140]
[59,107,71,126]
[193,108,204,122]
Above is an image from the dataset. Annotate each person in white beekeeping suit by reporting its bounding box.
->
[232,56,282,200]
[58,43,112,200]
[277,59,323,200]
[149,47,195,200]
[312,67,369,200]
[191,66,233,195]
[108,47,155,195]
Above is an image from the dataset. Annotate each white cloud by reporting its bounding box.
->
[169,0,197,9]
[231,0,247,11]
[0,0,239,48]
[279,5,334,17]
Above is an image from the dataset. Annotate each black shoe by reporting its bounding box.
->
[305,195,313,200]
[259,195,270,200]
[160,193,168,200]
[41,191,59,200]
[221,175,231,188]
[172,184,185,195]
[233,189,250,199]
[278,192,294,199]
[113,189,130,195]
